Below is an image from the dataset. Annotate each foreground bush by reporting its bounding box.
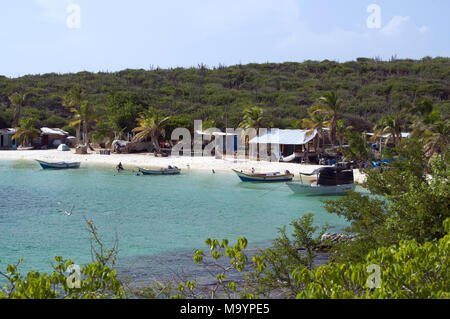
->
[293,218,450,299]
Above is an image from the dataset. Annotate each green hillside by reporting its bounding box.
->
[0,57,448,134]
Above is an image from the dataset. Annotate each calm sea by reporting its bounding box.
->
[0,160,349,284]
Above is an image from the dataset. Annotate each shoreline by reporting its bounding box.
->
[0,149,366,182]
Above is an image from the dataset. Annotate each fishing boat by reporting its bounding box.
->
[36,159,80,169]
[286,167,355,195]
[232,169,294,182]
[138,166,181,175]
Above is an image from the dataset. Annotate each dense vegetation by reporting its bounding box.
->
[1,57,449,136]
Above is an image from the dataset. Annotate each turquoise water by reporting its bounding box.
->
[0,160,349,278]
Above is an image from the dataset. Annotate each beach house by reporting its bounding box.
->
[0,128,17,150]
[249,129,318,162]
[40,127,69,148]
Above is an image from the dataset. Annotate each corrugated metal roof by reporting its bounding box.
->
[249,129,317,145]
[40,127,68,136]
[366,132,410,138]
[0,128,17,135]
[195,130,238,136]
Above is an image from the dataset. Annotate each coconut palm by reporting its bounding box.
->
[422,120,449,162]
[313,91,344,145]
[302,105,330,156]
[410,98,433,119]
[336,119,353,150]
[371,115,403,146]
[201,119,216,131]
[69,101,97,145]
[239,107,265,130]
[12,118,40,147]
[63,87,84,143]
[132,108,170,152]
[343,132,372,165]
[408,99,449,161]
[9,92,30,127]
[239,107,265,158]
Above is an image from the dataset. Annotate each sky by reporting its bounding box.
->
[0,0,448,77]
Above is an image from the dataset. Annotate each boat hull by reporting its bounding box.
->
[138,167,181,175]
[233,169,294,182]
[36,160,80,169]
[286,182,355,195]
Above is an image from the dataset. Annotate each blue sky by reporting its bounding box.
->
[0,0,448,77]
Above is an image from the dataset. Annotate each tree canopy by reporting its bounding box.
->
[0,58,448,136]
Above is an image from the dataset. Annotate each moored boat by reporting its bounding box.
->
[36,159,80,169]
[138,166,181,175]
[232,169,294,182]
[286,166,355,195]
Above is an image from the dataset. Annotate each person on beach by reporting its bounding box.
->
[116,162,124,172]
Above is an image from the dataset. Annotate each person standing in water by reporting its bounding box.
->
[117,162,124,173]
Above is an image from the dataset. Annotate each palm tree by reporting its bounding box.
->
[12,118,40,147]
[63,87,83,143]
[408,99,437,137]
[239,107,265,130]
[313,91,344,145]
[371,115,403,146]
[343,132,372,166]
[422,120,449,162]
[336,119,353,150]
[132,108,170,152]
[201,119,216,131]
[410,98,433,120]
[9,92,30,127]
[302,105,330,156]
[69,101,97,145]
[239,107,265,158]
[407,99,449,162]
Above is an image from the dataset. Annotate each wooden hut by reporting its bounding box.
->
[0,128,17,149]
[40,127,69,148]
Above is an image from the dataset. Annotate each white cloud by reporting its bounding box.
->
[381,16,431,37]
[381,16,410,36]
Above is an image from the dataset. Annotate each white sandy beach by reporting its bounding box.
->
[0,149,366,183]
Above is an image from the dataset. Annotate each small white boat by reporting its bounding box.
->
[138,166,181,175]
[287,167,355,196]
[232,169,294,182]
[286,182,356,195]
